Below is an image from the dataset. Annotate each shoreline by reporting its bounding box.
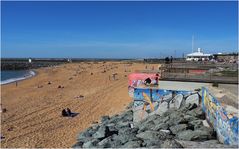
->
[1,70,37,85]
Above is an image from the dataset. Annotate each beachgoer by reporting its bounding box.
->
[66,108,72,116]
[62,109,68,117]
[165,57,170,64]
[144,78,151,85]
[16,81,18,87]
[170,56,173,63]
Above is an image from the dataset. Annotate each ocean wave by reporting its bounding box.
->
[1,70,36,85]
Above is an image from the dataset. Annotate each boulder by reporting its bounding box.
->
[161,139,183,148]
[117,127,139,144]
[122,140,142,148]
[167,113,187,126]
[101,116,110,123]
[82,139,100,148]
[152,123,169,131]
[119,110,133,122]
[133,109,149,123]
[92,126,107,139]
[97,136,113,147]
[175,139,236,148]
[136,130,169,141]
[108,114,121,123]
[169,124,188,135]
[77,130,94,141]
[174,94,184,109]
[115,121,130,130]
[92,125,117,139]
[138,120,155,133]
[155,102,169,115]
[169,99,176,109]
[184,114,200,122]
[126,102,134,109]
[189,120,203,129]
[176,129,212,141]
[186,107,205,119]
[160,129,171,135]
[185,94,199,106]
[143,140,162,147]
[179,103,198,113]
[72,141,84,148]
[153,114,170,125]
[162,93,172,102]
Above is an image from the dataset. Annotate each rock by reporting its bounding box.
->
[162,93,172,102]
[175,139,237,148]
[174,94,184,109]
[155,102,168,115]
[152,123,169,131]
[136,130,169,141]
[82,139,100,148]
[189,120,203,129]
[161,108,178,117]
[179,103,198,113]
[161,139,183,148]
[119,110,133,122]
[167,112,187,126]
[108,114,121,123]
[77,130,93,141]
[202,120,210,128]
[160,129,171,135]
[143,140,162,147]
[92,125,108,139]
[185,94,199,106]
[184,114,199,122]
[126,102,134,109]
[138,120,155,133]
[72,141,84,148]
[97,136,113,147]
[186,107,205,119]
[169,124,188,135]
[176,129,212,141]
[101,116,110,123]
[133,109,149,123]
[107,125,118,133]
[122,140,142,148]
[153,114,170,125]
[115,121,130,130]
[169,99,176,109]
[117,128,139,144]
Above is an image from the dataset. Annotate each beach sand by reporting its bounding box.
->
[1,61,159,148]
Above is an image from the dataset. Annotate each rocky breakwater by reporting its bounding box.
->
[72,102,237,148]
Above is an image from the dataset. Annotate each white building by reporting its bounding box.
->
[186,48,211,61]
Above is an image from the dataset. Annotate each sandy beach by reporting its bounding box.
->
[1,61,158,148]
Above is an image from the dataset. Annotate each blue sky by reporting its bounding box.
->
[1,1,238,58]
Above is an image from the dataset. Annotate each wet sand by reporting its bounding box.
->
[1,61,158,148]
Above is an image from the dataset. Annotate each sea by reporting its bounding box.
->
[1,70,36,85]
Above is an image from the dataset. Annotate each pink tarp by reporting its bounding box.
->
[128,73,160,87]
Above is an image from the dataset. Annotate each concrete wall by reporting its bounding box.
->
[202,87,238,146]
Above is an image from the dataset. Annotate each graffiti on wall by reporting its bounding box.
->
[202,87,239,146]
[133,88,191,114]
